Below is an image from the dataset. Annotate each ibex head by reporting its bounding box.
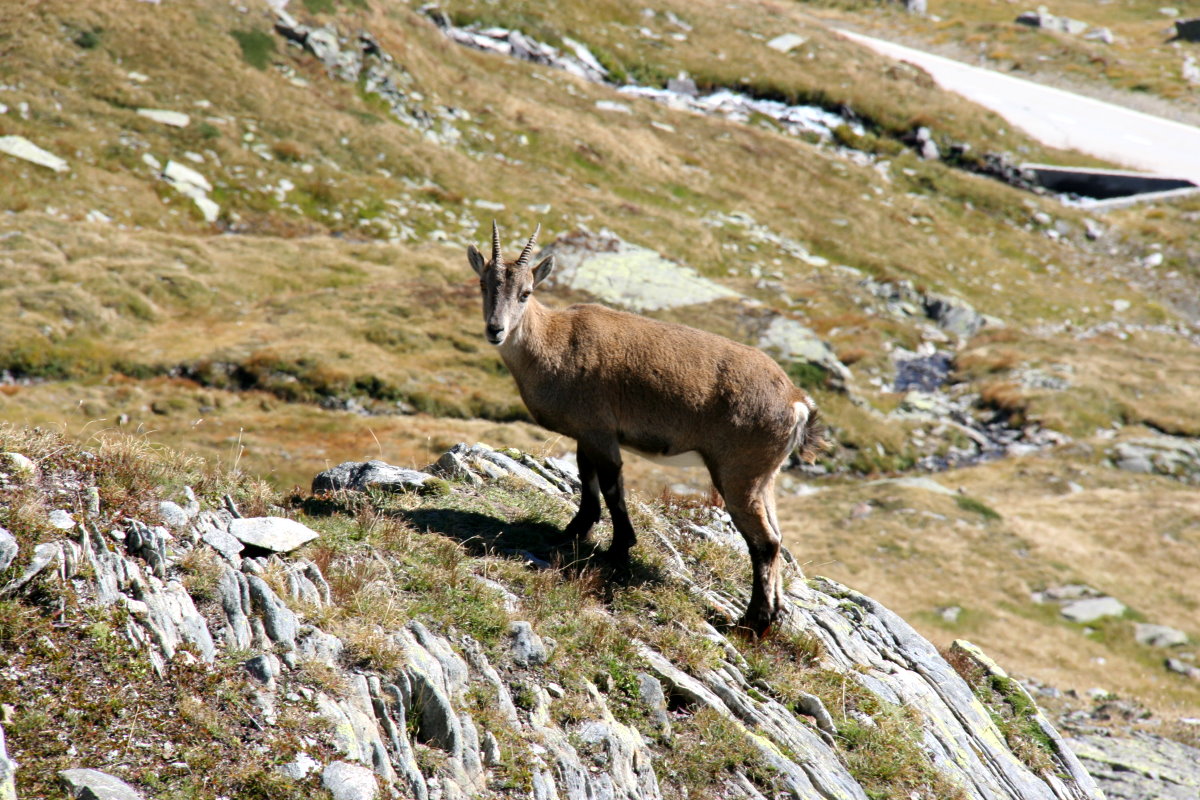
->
[467,221,554,346]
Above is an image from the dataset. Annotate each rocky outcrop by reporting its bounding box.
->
[424,9,862,141]
[1111,436,1200,483]
[0,442,1107,799]
[312,460,437,494]
[861,276,999,339]
[1067,732,1200,800]
[0,727,14,800]
[1016,8,1089,35]
[271,9,463,145]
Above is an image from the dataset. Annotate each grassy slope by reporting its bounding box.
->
[0,0,1198,723]
[1,424,993,800]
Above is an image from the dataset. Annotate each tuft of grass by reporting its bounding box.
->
[955,494,1001,521]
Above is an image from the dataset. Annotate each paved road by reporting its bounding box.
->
[838,30,1200,184]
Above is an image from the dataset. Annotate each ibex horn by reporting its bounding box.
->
[515,224,540,267]
[491,219,502,264]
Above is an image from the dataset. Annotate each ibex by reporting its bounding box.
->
[467,222,822,637]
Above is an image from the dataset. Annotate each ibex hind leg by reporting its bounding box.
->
[722,475,784,639]
[764,489,790,613]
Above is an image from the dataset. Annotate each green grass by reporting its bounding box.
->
[661,708,776,799]
[231,28,276,70]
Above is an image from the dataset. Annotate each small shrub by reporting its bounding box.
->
[74,28,102,49]
[979,381,1026,417]
[340,621,405,672]
[271,140,306,163]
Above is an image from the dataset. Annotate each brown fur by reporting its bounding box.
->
[469,233,820,637]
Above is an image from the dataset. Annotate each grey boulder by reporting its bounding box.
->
[322,761,378,800]
[507,621,549,667]
[1112,437,1200,482]
[58,768,145,800]
[228,517,319,553]
[637,672,672,739]
[312,460,434,494]
[0,527,16,572]
[158,500,191,528]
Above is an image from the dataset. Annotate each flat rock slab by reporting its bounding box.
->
[228,517,319,553]
[757,316,849,380]
[543,229,737,312]
[767,33,807,53]
[59,768,146,800]
[867,476,957,496]
[0,135,68,172]
[1134,622,1188,648]
[312,460,433,494]
[1061,596,1127,623]
[136,108,189,127]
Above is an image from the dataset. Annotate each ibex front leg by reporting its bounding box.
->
[562,450,602,540]
[577,437,636,565]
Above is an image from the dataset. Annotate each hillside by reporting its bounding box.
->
[0,424,1110,799]
[1,0,1199,795]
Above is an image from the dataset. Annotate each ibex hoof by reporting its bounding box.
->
[734,612,774,641]
[598,546,632,572]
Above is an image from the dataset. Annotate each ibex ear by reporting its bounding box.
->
[532,254,554,287]
[467,245,487,277]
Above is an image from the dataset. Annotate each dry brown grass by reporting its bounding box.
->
[780,454,1200,720]
[978,380,1027,415]
[1,0,1199,738]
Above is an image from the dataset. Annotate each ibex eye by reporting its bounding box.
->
[520,292,531,302]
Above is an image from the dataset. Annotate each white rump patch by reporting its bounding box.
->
[788,400,811,454]
[794,400,811,427]
[622,447,706,468]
